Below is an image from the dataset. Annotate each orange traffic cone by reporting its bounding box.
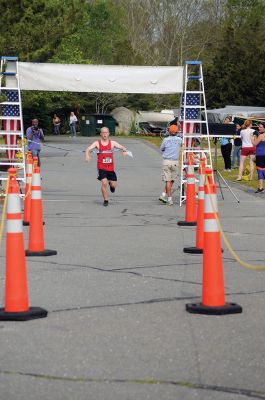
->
[25,164,57,257]
[205,167,214,185]
[178,154,197,226]
[183,158,206,253]
[186,180,242,315]
[23,151,33,226]
[0,168,48,320]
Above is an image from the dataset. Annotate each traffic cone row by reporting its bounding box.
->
[185,179,242,315]
[0,159,57,321]
[176,156,242,315]
[183,158,206,254]
[0,168,48,321]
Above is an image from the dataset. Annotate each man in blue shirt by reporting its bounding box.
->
[26,119,44,166]
[159,124,182,205]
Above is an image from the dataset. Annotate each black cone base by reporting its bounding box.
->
[177,221,196,226]
[186,302,242,315]
[183,246,203,254]
[0,307,48,321]
[183,247,224,254]
[23,221,45,226]
[26,249,57,257]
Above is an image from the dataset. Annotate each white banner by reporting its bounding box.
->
[18,62,184,94]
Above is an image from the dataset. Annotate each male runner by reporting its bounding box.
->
[85,127,127,206]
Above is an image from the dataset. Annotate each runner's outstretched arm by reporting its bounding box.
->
[85,141,99,162]
[111,140,127,156]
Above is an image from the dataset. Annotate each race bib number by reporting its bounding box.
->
[103,157,112,164]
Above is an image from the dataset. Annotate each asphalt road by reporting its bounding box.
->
[0,136,265,400]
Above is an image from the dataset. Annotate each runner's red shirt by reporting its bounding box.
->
[97,140,114,171]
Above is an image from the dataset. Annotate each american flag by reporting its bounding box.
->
[1,90,20,161]
[181,93,200,120]
[180,93,199,149]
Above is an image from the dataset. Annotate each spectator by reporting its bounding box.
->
[231,123,242,169]
[52,114,61,135]
[26,119,44,166]
[220,116,232,171]
[251,122,265,193]
[69,111,78,137]
[236,119,256,181]
[159,124,182,205]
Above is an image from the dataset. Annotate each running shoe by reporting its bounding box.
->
[159,194,167,203]
[255,188,264,194]
[109,183,115,193]
[103,200,109,206]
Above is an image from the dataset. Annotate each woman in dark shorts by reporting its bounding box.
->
[236,119,256,181]
[252,122,265,193]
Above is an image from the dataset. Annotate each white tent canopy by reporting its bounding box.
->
[207,105,265,123]
[137,111,173,126]
[18,62,184,94]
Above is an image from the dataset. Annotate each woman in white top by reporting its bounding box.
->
[236,119,256,181]
[69,111,78,137]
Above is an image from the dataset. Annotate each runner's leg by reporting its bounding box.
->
[165,181,173,197]
[249,155,255,180]
[237,155,246,179]
[101,178,109,200]
[109,180,117,190]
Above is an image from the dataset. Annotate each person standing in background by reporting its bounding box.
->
[26,119,44,166]
[52,114,61,135]
[220,116,232,171]
[69,111,78,137]
[236,119,256,181]
[231,123,242,169]
[159,124,182,205]
[251,122,265,193]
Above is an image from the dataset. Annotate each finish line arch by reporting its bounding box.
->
[18,62,184,94]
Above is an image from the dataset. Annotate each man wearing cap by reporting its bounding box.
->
[26,119,44,166]
[159,124,182,205]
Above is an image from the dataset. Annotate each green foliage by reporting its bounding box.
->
[0,0,71,61]
[128,115,138,135]
[204,0,265,107]
[50,0,132,65]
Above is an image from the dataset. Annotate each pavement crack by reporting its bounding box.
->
[51,295,200,313]
[0,370,264,398]
[26,259,202,285]
[114,269,203,286]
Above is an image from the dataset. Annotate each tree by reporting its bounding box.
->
[204,0,265,107]
[118,0,225,66]
[0,0,84,61]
